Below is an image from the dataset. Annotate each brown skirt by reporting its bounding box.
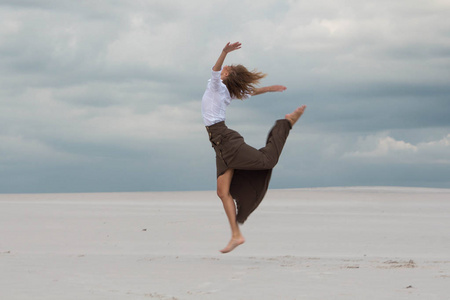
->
[206,119,291,223]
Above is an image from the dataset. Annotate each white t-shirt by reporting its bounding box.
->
[201,68,249,126]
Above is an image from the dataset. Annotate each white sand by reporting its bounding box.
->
[1,187,449,299]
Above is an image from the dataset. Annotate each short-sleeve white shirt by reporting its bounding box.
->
[201,68,249,126]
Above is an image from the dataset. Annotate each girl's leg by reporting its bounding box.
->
[217,168,245,253]
[227,105,306,171]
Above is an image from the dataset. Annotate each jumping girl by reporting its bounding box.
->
[201,42,306,253]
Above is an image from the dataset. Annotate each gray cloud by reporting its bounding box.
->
[1,0,449,193]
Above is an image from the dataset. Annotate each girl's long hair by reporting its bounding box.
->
[223,64,266,99]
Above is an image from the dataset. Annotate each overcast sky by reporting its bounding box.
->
[1,0,449,193]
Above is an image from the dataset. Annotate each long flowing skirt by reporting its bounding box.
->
[206,119,291,223]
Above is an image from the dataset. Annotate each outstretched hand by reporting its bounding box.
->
[223,42,242,53]
[213,42,241,71]
[251,85,287,96]
[271,85,287,92]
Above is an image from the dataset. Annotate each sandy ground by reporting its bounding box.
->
[1,187,449,299]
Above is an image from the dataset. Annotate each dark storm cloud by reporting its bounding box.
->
[1,0,449,193]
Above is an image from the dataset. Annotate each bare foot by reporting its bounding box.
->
[285,105,306,127]
[220,236,245,254]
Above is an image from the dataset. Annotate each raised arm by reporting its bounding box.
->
[251,85,287,96]
[212,42,242,71]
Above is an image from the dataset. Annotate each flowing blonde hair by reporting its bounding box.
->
[223,64,266,99]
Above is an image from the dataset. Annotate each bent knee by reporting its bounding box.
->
[263,157,278,169]
[217,188,230,200]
